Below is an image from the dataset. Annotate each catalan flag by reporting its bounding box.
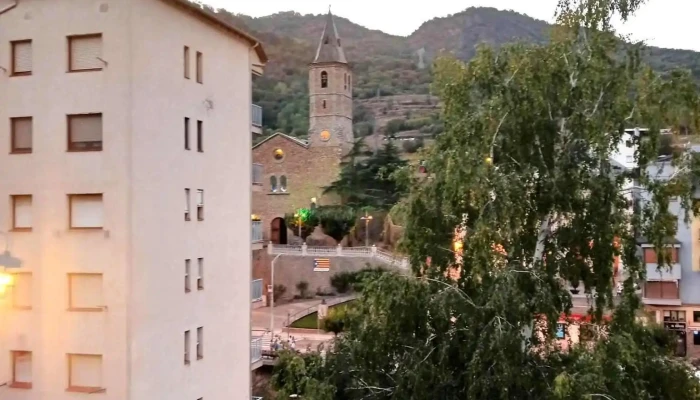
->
[314,258,330,272]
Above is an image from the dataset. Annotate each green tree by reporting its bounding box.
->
[322,307,348,336]
[323,139,374,208]
[270,0,700,398]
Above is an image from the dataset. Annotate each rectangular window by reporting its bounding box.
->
[67,113,102,152]
[196,190,204,221]
[184,117,190,150]
[197,258,203,290]
[68,273,104,311]
[184,46,190,79]
[196,327,203,360]
[643,247,679,264]
[68,34,103,72]
[11,195,32,231]
[11,272,32,310]
[185,259,191,293]
[197,120,203,152]
[694,311,700,323]
[69,194,104,229]
[196,51,203,83]
[10,117,32,154]
[663,310,686,322]
[11,40,32,76]
[185,189,191,221]
[11,351,32,389]
[67,354,104,393]
[694,331,700,346]
[184,330,191,365]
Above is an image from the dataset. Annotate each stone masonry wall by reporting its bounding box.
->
[251,247,399,302]
[252,135,342,241]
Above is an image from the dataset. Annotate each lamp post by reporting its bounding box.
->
[360,212,373,247]
[293,212,302,239]
[0,232,22,295]
[269,253,283,335]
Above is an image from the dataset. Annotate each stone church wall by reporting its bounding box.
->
[252,135,342,241]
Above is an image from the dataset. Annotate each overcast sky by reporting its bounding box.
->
[203,0,697,52]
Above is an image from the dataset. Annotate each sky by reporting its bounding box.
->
[203,0,698,52]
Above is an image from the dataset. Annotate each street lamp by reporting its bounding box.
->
[269,253,283,335]
[360,212,373,247]
[293,212,302,239]
[0,232,22,295]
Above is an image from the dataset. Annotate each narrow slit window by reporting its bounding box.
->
[185,189,191,221]
[270,176,277,193]
[197,120,203,152]
[196,327,203,360]
[184,330,191,365]
[196,190,204,221]
[197,258,203,290]
[196,51,203,83]
[185,259,191,292]
[184,46,190,79]
[280,176,288,192]
[184,117,190,150]
[321,71,328,88]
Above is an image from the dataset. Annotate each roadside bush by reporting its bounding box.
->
[273,284,287,301]
[330,271,355,294]
[296,280,310,299]
[322,307,348,336]
[330,266,388,294]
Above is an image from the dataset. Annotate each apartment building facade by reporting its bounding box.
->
[0,1,265,399]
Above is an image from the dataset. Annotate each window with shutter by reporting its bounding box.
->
[12,195,32,230]
[67,354,103,393]
[185,189,191,221]
[68,114,102,151]
[11,117,32,154]
[196,190,204,221]
[12,273,32,310]
[68,273,104,311]
[68,34,103,72]
[69,194,104,229]
[196,327,204,359]
[11,351,32,389]
[11,40,32,76]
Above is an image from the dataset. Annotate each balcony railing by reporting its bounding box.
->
[252,221,263,242]
[252,163,263,185]
[251,337,263,364]
[252,104,263,128]
[252,279,263,302]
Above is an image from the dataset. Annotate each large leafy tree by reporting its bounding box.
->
[272,0,700,398]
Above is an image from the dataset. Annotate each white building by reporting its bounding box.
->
[0,1,266,399]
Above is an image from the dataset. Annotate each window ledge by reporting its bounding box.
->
[67,307,104,312]
[67,68,103,73]
[268,192,290,196]
[10,228,32,232]
[197,356,203,360]
[68,227,104,231]
[10,72,32,77]
[66,386,106,394]
[10,382,32,389]
[67,148,103,153]
[12,306,32,311]
[10,150,32,155]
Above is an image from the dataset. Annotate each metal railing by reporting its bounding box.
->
[251,337,263,364]
[252,104,263,127]
[252,163,263,185]
[267,243,410,269]
[252,279,263,302]
[252,221,263,242]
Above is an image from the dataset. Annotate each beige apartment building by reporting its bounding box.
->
[0,1,266,399]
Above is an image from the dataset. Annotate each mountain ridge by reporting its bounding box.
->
[204,4,700,136]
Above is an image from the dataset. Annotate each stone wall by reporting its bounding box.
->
[252,247,400,302]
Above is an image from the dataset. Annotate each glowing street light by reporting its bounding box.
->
[360,212,373,247]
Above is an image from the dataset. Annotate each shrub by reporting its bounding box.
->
[330,271,355,293]
[315,287,335,296]
[316,206,356,242]
[322,307,348,336]
[402,138,424,153]
[273,284,287,301]
[296,280,310,299]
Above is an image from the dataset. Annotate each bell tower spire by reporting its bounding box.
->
[308,9,353,151]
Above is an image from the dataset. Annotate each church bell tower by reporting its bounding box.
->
[308,10,353,152]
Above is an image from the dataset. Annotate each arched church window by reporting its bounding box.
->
[280,175,288,192]
[321,71,328,88]
[270,176,278,193]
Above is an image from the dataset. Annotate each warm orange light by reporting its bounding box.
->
[0,272,13,294]
[453,240,464,253]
